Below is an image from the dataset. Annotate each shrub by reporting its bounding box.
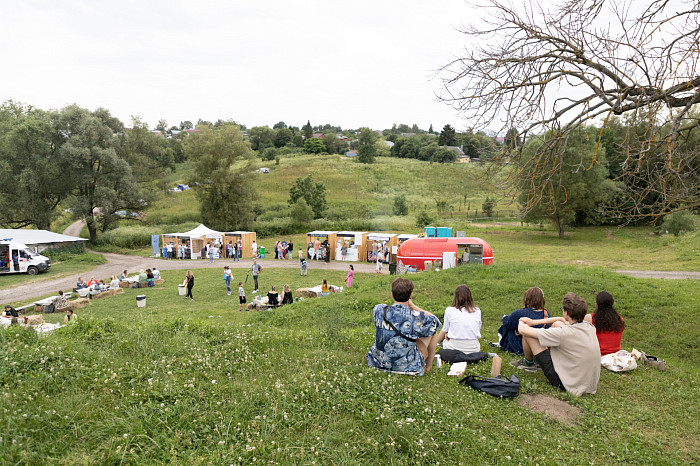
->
[393,195,409,216]
[661,211,697,236]
[415,210,434,227]
[482,196,496,217]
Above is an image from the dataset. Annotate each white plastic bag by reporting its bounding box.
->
[601,350,638,372]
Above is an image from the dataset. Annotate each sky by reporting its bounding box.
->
[1,0,477,132]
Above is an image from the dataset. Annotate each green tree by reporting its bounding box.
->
[273,121,287,130]
[303,138,326,154]
[57,105,142,242]
[291,134,303,147]
[438,124,456,146]
[0,101,69,229]
[503,128,520,151]
[415,210,434,228]
[393,195,409,216]
[322,133,345,155]
[184,123,258,230]
[288,175,327,219]
[661,211,696,236]
[518,127,615,238]
[273,127,293,148]
[482,196,496,217]
[302,120,313,140]
[248,126,274,151]
[357,127,377,163]
[429,124,434,134]
[179,120,193,130]
[290,197,314,227]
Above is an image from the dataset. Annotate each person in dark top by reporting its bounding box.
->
[267,285,280,307]
[498,287,551,355]
[280,284,293,305]
[3,305,19,318]
[184,270,195,300]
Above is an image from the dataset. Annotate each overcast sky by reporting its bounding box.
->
[1,1,478,132]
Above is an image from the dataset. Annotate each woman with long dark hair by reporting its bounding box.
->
[437,284,482,354]
[584,291,625,356]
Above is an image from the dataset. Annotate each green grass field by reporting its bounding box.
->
[0,252,106,291]
[2,263,698,463]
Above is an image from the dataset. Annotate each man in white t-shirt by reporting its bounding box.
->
[517,292,600,396]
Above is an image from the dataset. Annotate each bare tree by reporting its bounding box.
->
[439,0,700,221]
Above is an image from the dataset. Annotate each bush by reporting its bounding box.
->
[415,210,434,227]
[482,196,496,217]
[393,195,409,216]
[661,211,697,236]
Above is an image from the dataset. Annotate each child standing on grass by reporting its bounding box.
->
[238,282,246,311]
[223,266,233,295]
[345,264,354,287]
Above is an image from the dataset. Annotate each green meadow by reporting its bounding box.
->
[2,261,698,464]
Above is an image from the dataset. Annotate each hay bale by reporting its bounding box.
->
[68,298,90,310]
[295,288,318,298]
[26,314,45,326]
[119,281,132,288]
[91,288,124,300]
[154,278,164,285]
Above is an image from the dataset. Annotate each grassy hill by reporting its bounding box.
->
[2,263,698,463]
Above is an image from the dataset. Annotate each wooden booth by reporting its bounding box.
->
[161,234,190,259]
[162,224,225,259]
[367,233,398,263]
[306,231,338,261]
[222,231,257,259]
[335,231,368,262]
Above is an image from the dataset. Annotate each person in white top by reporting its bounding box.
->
[437,284,482,354]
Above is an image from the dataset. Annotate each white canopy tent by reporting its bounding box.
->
[162,224,226,259]
[0,229,86,253]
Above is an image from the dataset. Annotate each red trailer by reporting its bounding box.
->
[396,237,493,270]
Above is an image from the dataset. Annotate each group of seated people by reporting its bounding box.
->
[367,278,625,397]
[264,284,294,308]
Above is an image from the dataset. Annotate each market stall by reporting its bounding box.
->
[366,233,398,262]
[335,231,368,262]
[162,224,225,259]
[222,231,257,259]
[305,231,338,261]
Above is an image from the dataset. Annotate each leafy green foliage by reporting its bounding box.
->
[482,196,496,217]
[415,210,434,227]
[661,211,697,236]
[393,195,408,216]
[288,175,327,219]
[303,137,326,154]
[437,124,456,146]
[357,127,378,164]
[518,127,616,238]
[290,198,314,226]
[184,123,258,230]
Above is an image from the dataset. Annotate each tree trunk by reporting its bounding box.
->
[86,214,98,243]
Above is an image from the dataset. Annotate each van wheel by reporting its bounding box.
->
[27,266,38,275]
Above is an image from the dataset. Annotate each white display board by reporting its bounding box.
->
[442,251,457,269]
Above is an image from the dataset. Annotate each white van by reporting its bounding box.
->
[0,240,51,275]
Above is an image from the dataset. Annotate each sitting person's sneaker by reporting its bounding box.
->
[510,358,541,372]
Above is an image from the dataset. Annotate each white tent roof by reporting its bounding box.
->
[0,229,86,245]
[164,224,224,239]
[368,232,397,241]
[397,234,419,240]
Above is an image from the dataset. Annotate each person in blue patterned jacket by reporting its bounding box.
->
[367,278,442,376]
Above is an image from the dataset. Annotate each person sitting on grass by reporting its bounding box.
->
[320,279,330,296]
[436,284,482,354]
[3,305,19,318]
[517,292,600,396]
[498,287,552,355]
[75,277,88,290]
[119,270,128,280]
[367,277,442,376]
[53,291,70,311]
[64,309,78,325]
[280,284,293,305]
[266,285,280,308]
[109,276,120,290]
[584,291,625,356]
[152,267,161,280]
[146,269,155,287]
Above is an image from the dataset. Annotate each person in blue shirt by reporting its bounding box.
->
[498,287,551,355]
[367,278,442,376]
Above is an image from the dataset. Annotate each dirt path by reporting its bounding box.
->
[615,270,700,280]
[63,219,85,238]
